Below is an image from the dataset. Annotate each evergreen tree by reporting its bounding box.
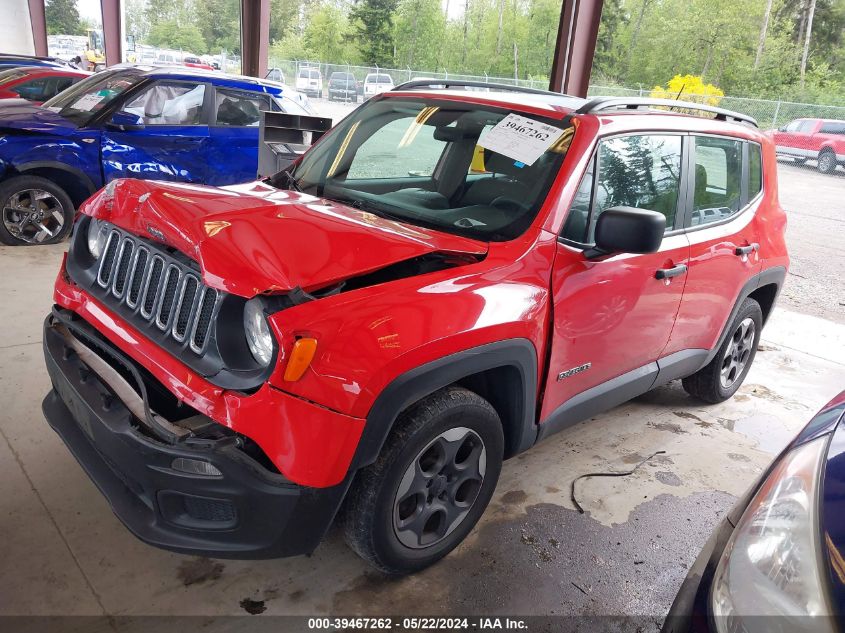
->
[349,0,399,66]
[45,0,83,36]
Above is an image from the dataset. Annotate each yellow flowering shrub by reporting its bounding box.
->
[650,74,724,106]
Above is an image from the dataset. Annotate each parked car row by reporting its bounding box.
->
[267,66,397,102]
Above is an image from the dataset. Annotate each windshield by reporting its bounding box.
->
[279,97,574,241]
[43,70,144,126]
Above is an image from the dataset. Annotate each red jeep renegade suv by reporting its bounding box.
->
[42,82,788,574]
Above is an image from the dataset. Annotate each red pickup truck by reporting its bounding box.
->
[772,118,845,174]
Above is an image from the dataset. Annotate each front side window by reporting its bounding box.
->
[124,82,205,125]
[560,134,682,244]
[690,136,742,227]
[283,98,573,241]
[214,89,271,126]
[594,134,682,235]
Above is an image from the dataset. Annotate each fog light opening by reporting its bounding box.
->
[171,457,222,477]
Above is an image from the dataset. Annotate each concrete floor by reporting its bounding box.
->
[1,167,844,627]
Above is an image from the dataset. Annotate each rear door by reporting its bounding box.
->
[663,135,762,357]
[101,80,209,184]
[541,133,690,421]
[206,86,275,185]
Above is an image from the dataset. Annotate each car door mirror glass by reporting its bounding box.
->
[586,206,666,259]
[106,111,145,131]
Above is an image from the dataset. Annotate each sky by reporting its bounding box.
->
[75,0,102,21]
[73,0,465,26]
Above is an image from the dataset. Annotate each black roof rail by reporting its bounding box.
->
[392,79,567,98]
[576,97,758,127]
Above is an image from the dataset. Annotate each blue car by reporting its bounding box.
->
[0,65,313,245]
[664,390,845,632]
[0,54,70,70]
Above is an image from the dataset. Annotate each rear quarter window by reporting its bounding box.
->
[748,142,763,200]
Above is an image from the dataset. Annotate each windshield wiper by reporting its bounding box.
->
[338,196,411,224]
[274,169,302,192]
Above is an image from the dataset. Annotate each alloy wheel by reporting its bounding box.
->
[818,152,836,173]
[393,427,486,549]
[720,317,756,389]
[2,189,66,244]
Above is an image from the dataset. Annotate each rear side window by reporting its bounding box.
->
[820,122,845,135]
[748,142,763,200]
[214,88,272,127]
[690,136,742,227]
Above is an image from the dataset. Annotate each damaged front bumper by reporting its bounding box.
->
[42,310,350,559]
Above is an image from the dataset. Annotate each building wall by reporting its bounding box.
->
[1,0,36,55]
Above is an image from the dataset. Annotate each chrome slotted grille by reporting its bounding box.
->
[94,227,219,354]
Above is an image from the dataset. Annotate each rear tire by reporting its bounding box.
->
[0,175,74,246]
[682,298,762,404]
[340,386,503,575]
[817,149,837,174]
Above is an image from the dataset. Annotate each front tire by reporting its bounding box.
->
[682,298,763,404]
[341,386,503,574]
[817,149,837,174]
[0,175,74,246]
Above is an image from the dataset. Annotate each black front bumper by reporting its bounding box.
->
[42,312,349,559]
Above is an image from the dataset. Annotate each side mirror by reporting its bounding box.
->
[106,111,144,132]
[585,206,666,259]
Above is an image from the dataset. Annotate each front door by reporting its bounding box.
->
[101,80,209,184]
[541,133,691,421]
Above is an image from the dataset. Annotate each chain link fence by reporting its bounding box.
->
[268,58,845,130]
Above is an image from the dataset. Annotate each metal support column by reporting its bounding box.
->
[241,0,271,78]
[101,0,122,67]
[549,0,604,97]
[27,0,47,57]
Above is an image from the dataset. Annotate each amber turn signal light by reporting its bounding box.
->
[283,337,318,381]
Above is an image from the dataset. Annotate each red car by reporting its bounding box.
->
[182,56,215,71]
[772,117,845,174]
[42,83,788,574]
[0,66,89,105]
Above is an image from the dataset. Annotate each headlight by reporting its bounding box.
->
[86,218,107,259]
[711,435,834,632]
[243,298,273,367]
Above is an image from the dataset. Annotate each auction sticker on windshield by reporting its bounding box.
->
[478,113,565,166]
[72,93,105,111]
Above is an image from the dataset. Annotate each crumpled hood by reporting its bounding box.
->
[83,179,488,297]
[0,100,78,136]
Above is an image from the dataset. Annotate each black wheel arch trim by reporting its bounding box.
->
[703,265,786,366]
[353,338,539,471]
[13,160,98,197]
